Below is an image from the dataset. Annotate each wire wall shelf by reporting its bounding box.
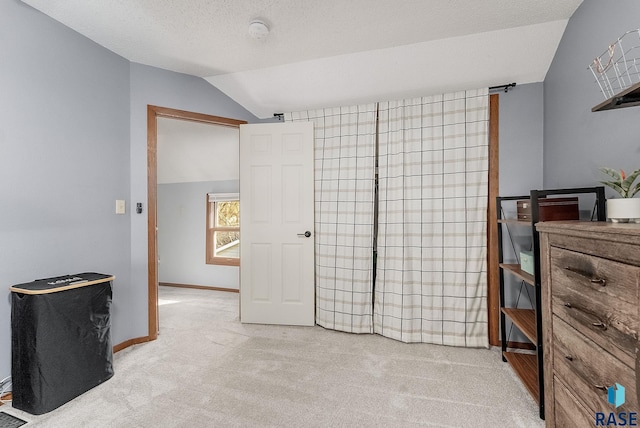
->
[589,29,640,100]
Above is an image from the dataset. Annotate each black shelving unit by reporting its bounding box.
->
[496,186,606,420]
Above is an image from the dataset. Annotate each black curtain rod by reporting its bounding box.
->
[489,82,516,93]
[274,84,516,118]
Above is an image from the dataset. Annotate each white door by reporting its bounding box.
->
[239,122,315,326]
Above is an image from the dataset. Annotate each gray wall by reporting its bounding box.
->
[496,82,544,342]
[0,2,259,380]
[158,180,239,290]
[0,1,131,378]
[498,83,544,195]
[544,0,640,190]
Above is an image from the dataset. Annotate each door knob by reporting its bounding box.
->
[297,231,312,238]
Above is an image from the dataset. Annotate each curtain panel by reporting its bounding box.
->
[285,106,377,333]
[374,89,489,347]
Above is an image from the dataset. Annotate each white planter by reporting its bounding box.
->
[607,198,640,223]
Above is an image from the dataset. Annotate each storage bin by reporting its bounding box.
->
[520,251,534,275]
[10,272,114,415]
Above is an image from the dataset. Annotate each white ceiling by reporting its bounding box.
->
[157,118,238,184]
[23,0,583,118]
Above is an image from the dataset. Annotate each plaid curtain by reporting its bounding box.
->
[374,89,489,347]
[285,105,376,333]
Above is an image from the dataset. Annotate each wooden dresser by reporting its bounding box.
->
[537,221,640,426]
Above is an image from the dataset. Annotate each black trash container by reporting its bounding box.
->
[10,272,115,415]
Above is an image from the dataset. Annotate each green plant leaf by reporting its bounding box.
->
[630,181,640,198]
[621,168,640,193]
[601,180,626,197]
[599,167,622,181]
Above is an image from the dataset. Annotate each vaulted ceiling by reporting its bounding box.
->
[22,0,583,118]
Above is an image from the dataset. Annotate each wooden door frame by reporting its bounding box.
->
[147,105,247,340]
[487,94,500,346]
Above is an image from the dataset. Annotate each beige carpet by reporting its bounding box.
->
[5,286,543,427]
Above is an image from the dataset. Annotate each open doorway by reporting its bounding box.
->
[147,106,247,339]
[157,118,240,287]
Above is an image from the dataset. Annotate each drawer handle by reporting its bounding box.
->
[564,266,607,287]
[592,321,608,330]
[564,303,609,331]
[565,355,574,361]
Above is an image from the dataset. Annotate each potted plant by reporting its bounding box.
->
[599,167,640,223]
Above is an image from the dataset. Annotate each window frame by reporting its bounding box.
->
[206,194,240,266]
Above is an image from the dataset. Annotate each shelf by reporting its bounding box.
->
[503,351,539,403]
[497,219,530,225]
[501,308,536,343]
[497,188,605,420]
[499,263,535,286]
[592,81,640,112]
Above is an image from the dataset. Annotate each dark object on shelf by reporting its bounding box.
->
[516,197,579,221]
[496,187,606,420]
[10,273,115,415]
[592,79,640,112]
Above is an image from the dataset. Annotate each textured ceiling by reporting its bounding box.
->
[22,0,584,118]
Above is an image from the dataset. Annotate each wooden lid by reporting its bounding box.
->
[10,272,115,295]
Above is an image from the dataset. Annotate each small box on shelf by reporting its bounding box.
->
[520,251,534,275]
[516,197,579,221]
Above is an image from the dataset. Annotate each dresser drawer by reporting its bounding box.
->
[550,246,639,367]
[544,226,640,268]
[553,315,638,414]
[554,376,597,428]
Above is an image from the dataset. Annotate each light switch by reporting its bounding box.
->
[115,200,126,214]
